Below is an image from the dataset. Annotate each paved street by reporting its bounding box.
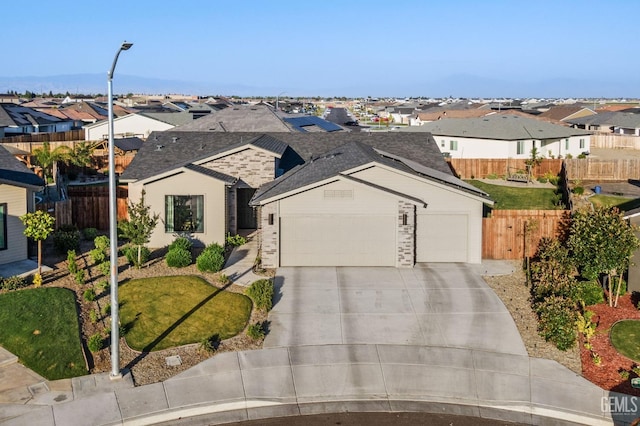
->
[265,265,527,355]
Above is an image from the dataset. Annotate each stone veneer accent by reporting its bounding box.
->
[397,201,415,267]
[227,186,236,235]
[204,148,275,188]
[259,202,279,268]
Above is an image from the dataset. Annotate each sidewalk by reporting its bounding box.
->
[220,230,265,287]
[0,344,628,425]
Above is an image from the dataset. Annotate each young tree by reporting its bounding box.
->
[118,190,159,268]
[20,210,55,277]
[68,142,95,175]
[524,147,544,182]
[567,206,640,307]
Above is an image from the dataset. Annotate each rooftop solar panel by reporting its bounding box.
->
[284,116,343,132]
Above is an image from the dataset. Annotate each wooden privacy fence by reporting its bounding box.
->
[36,200,73,229]
[447,158,563,179]
[564,158,640,181]
[482,210,570,260]
[0,130,84,144]
[590,133,640,150]
[67,185,129,230]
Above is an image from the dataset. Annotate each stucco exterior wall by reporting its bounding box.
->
[353,166,485,264]
[84,114,174,141]
[433,135,590,159]
[0,185,28,265]
[129,170,228,248]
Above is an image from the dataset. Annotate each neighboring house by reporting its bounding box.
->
[121,132,491,266]
[412,108,492,126]
[172,104,292,132]
[413,114,591,159]
[0,103,74,136]
[172,104,345,133]
[83,112,193,141]
[0,145,45,267]
[538,105,596,122]
[567,111,640,136]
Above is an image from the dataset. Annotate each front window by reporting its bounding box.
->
[565,139,570,150]
[517,141,524,155]
[0,203,6,250]
[450,140,458,151]
[165,195,204,233]
[580,138,585,149]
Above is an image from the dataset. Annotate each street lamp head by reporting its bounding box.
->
[121,42,133,51]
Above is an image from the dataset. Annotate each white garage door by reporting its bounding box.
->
[416,214,468,262]
[280,215,396,266]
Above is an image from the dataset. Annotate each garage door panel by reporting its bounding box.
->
[417,214,467,263]
[281,215,396,266]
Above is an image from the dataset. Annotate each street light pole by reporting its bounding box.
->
[107,41,133,380]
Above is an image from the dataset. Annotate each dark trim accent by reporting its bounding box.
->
[0,203,7,250]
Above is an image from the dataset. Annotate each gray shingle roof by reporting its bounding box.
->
[183,163,237,185]
[138,111,197,127]
[250,141,489,204]
[121,131,451,183]
[0,145,45,188]
[419,114,591,140]
[567,111,640,129]
[172,104,292,132]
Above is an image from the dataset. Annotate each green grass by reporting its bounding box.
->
[611,320,640,362]
[0,288,87,380]
[589,195,640,211]
[119,276,252,352]
[466,180,562,210]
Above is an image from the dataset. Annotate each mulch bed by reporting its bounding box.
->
[33,238,272,386]
[581,294,640,396]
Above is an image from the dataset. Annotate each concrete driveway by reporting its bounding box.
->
[265,264,527,356]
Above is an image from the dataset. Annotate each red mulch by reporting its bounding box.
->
[581,293,640,396]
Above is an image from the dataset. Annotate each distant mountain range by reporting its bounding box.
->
[0,73,637,99]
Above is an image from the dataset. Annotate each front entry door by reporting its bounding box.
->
[237,188,257,229]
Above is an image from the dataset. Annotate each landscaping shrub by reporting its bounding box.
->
[89,309,98,324]
[199,334,221,353]
[52,226,80,253]
[246,322,266,340]
[83,228,98,241]
[196,243,225,272]
[124,245,150,268]
[95,280,109,295]
[245,279,274,311]
[166,247,192,268]
[94,235,109,251]
[87,333,103,353]
[67,250,78,274]
[169,236,192,252]
[83,288,96,302]
[572,186,585,195]
[226,233,247,247]
[89,247,106,265]
[99,261,111,277]
[535,295,578,351]
[101,302,111,316]
[74,270,86,286]
[571,280,605,306]
[0,275,27,291]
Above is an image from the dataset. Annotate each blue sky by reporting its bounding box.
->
[2,0,639,97]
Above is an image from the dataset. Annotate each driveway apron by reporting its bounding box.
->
[265,264,527,356]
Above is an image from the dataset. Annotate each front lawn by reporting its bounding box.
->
[466,179,561,210]
[119,276,252,352]
[0,287,87,380]
[610,320,640,363]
